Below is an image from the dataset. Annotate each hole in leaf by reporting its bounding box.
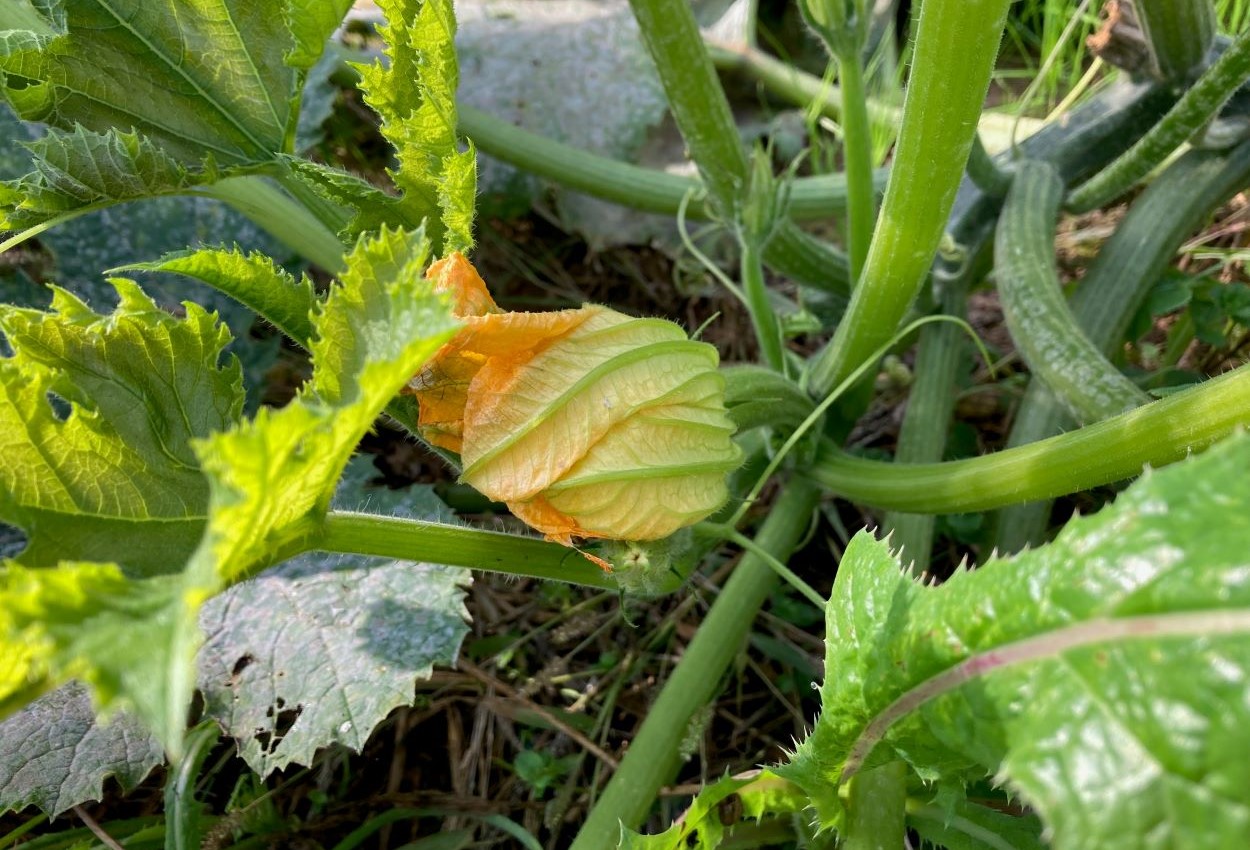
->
[255,704,303,754]
[45,391,71,422]
[230,654,255,678]
[0,522,28,559]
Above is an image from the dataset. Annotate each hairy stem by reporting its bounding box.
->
[740,240,786,371]
[317,512,624,591]
[570,479,820,849]
[808,0,1011,397]
[205,176,345,272]
[834,50,876,283]
[626,0,747,212]
[882,274,969,574]
[1067,25,1250,213]
[809,362,1250,513]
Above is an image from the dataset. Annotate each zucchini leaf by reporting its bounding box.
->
[780,433,1250,849]
[117,246,318,347]
[0,226,459,756]
[0,0,351,233]
[197,460,469,777]
[0,681,162,816]
[351,0,476,253]
[0,280,242,574]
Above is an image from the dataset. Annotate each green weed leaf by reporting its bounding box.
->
[618,771,809,849]
[781,433,1250,848]
[355,0,476,253]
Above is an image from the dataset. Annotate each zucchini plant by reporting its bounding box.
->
[1,0,1249,848]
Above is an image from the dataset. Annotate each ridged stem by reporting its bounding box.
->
[994,138,1250,551]
[626,0,851,296]
[740,240,786,371]
[996,160,1150,423]
[808,362,1250,513]
[834,50,876,283]
[882,275,969,573]
[570,479,820,850]
[1067,25,1250,213]
[626,0,747,211]
[808,0,1012,397]
[1135,0,1217,81]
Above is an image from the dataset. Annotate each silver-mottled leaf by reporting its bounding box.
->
[0,682,162,816]
[197,464,470,775]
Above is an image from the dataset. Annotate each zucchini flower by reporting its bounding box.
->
[409,254,742,545]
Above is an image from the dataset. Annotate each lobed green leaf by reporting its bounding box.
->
[1,226,459,756]
[618,771,808,849]
[0,681,162,816]
[0,279,241,573]
[197,461,469,776]
[781,432,1250,848]
[355,0,477,254]
[0,0,351,238]
[118,245,317,347]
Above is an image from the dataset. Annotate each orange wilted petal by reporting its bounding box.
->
[426,251,498,317]
[506,494,598,546]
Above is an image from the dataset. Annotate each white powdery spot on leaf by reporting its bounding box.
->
[197,551,470,776]
[0,682,162,816]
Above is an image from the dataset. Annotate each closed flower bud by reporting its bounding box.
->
[409,254,742,545]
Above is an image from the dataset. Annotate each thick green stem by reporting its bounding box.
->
[458,104,886,223]
[1067,25,1250,213]
[808,0,1011,398]
[317,511,624,591]
[965,133,1012,198]
[844,761,908,850]
[1135,0,1217,82]
[570,480,819,849]
[627,0,747,213]
[996,160,1150,422]
[768,223,852,297]
[808,362,1250,513]
[882,275,969,574]
[723,364,815,433]
[834,51,876,283]
[204,175,345,271]
[626,0,852,296]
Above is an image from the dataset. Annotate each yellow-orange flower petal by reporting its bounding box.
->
[408,256,742,544]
